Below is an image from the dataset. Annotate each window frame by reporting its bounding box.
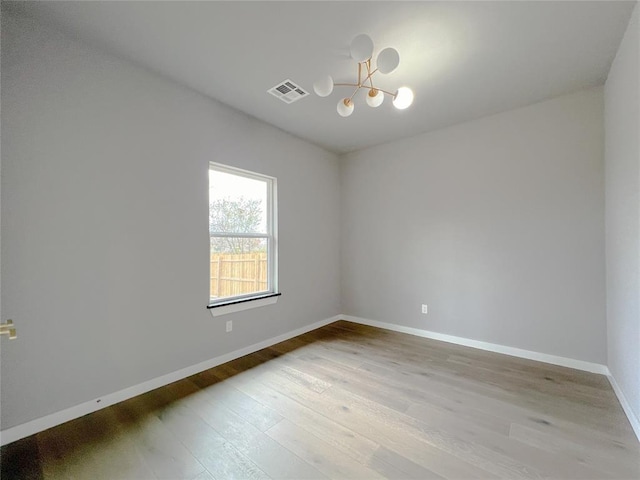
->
[207,162,278,312]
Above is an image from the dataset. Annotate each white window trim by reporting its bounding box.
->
[208,163,278,314]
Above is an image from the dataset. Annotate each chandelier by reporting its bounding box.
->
[313,34,414,117]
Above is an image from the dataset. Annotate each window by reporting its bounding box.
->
[207,163,278,312]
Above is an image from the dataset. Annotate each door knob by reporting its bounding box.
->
[1,320,17,339]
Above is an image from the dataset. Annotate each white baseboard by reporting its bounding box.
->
[607,374,640,442]
[0,315,342,447]
[341,315,610,375]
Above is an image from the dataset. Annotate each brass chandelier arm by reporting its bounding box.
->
[332,59,395,102]
[365,60,375,89]
[348,85,360,103]
[334,67,380,88]
[373,87,397,97]
[333,82,397,98]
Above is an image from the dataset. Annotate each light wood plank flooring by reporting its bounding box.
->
[2,320,639,479]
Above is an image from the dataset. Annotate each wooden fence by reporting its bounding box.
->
[210,252,268,299]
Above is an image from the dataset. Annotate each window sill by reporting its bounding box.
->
[207,293,281,317]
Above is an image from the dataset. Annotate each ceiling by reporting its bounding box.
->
[4,1,636,154]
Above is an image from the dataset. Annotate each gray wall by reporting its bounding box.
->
[605,4,640,425]
[341,88,606,364]
[1,14,341,429]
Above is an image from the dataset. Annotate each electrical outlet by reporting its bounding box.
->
[421,304,428,314]
[226,320,233,332]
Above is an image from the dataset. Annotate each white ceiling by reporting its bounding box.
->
[4,1,636,154]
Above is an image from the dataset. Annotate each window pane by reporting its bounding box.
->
[209,170,267,234]
[210,237,268,300]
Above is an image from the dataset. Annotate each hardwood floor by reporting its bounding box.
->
[2,320,639,479]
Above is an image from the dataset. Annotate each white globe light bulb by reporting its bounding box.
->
[313,75,334,97]
[337,98,355,117]
[366,89,384,108]
[350,34,374,63]
[376,48,400,74]
[393,87,414,110]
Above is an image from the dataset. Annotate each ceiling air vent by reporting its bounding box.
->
[267,79,309,104]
